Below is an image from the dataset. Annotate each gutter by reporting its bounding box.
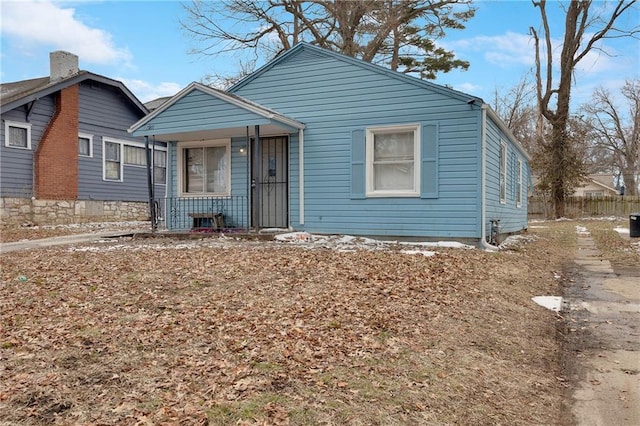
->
[480,104,499,251]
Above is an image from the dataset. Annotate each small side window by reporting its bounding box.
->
[79,133,93,157]
[500,141,507,204]
[516,159,522,208]
[4,121,32,149]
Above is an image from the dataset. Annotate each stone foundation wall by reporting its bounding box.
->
[0,198,150,226]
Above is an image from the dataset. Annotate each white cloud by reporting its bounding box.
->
[446,30,633,79]
[118,78,182,103]
[444,31,536,68]
[454,82,481,94]
[0,0,131,66]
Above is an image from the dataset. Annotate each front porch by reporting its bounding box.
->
[128,83,305,232]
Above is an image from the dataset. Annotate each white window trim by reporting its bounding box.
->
[365,123,421,198]
[499,141,507,204]
[4,120,32,150]
[102,137,124,182]
[177,139,231,197]
[78,132,93,158]
[516,158,522,208]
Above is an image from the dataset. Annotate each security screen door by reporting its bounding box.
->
[253,136,288,228]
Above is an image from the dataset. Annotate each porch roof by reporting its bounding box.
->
[128,82,305,141]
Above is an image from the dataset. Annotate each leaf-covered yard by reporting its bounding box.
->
[0,226,579,425]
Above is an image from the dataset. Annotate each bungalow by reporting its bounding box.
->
[129,43,530,245]
[0,51,166,225]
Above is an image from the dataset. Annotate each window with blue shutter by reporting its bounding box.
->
[420,124,438,199]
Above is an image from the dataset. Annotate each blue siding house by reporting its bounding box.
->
[1,51,166,224]
[129,43,529,245]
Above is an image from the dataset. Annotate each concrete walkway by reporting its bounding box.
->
[0,231,137,254]
[566,227,640,426]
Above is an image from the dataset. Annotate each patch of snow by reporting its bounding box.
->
[30,221,149,231]
[66,230,476,256]
[614,227,630,235]
[532,296,564,312]
[575,225,590,236]
[528,226,548,229]
[397,241,474,249]
[274,232,313,242]
[498,234,537,250]
[400,250,436,257]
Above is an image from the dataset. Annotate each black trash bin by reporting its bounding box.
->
[630,213,640,238]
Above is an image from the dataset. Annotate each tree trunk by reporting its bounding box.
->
[550,123,567,217]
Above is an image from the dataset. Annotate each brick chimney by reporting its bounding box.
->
[50,51,79,82]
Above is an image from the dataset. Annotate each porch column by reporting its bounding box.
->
[253,125,261,228]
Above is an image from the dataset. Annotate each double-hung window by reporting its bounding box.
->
[78,133,93,157]
[499,141,507,204]
[4,121,31,149]
[366,124,420,197]
[179,140,230,196]
[104,140,122,181]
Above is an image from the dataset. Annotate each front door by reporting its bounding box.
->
[253,136,288,228]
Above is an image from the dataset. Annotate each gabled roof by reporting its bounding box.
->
[229,42,484,105]
[144,96,172,112]
[229,42,531,161]
[584,175,618,193]
[129,82,305,137]
[1,71,148,114]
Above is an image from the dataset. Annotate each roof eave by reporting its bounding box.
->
[129,82,305,136]
[2,72,148,115]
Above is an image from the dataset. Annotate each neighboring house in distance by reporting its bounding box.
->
[573,174,618,197]
[129,42,530,245]
[531,174,619,198]
[145,96,172,112]
[0,51,166,225]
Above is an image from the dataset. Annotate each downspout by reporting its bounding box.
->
[480,105,498,251]
[299,128,304,225]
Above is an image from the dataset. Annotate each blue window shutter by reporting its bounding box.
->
[421,124,438,198]
[351,129,366,199]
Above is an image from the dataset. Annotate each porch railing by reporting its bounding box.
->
[158,196,249,232]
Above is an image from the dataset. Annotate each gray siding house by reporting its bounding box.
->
[130,43,529,245]
[1,51,166,224]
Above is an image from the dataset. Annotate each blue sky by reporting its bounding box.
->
[1,0,638,106]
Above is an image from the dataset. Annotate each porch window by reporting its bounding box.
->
[366,124,420,197]
[4,121,31,149]
[179,139,230,196]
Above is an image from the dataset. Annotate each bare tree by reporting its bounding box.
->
[582,80,640,195]
[181,0,474,80]
[530,0,638,217]
[491,74,537,148]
